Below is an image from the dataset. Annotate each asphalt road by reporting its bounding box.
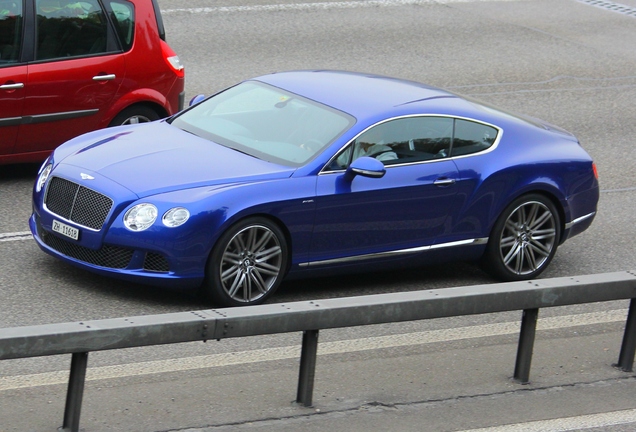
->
[1,0,636,431]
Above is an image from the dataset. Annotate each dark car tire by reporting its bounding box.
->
[203,217,288,307]
[482,194,561,281]
[109,105,161,126]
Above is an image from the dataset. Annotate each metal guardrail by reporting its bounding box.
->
[2,271,636,432]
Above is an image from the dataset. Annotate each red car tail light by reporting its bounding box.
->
[161,40,185,78]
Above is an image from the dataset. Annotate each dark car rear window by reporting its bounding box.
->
[106,0,134,51]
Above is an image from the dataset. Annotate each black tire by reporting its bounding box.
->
[203,217,288,307]
[109,105,161,126]
[482,194,561,281]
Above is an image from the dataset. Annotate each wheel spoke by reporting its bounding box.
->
[255,245,282,262]
[221,264,240,282]
[525,203,538,226]
[528,209,551,230]
[249,269,269,294]
[503,240,522,266]
[254,261,280,276]
[525,245,538,271]
[515,246,525,273]
[245,227,258,252]
[504,219,519,233]
[252,229,273,253]
[500,235,517,249]
[222,251,241,266]
[529,239,551,257]
[234,231,248,252]
[531,228,556,241]
[227,270,246,298]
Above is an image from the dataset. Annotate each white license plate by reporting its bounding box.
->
[52,220,79,240]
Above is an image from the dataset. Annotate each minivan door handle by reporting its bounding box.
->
[0,82,25,90]
[92,74,116,81]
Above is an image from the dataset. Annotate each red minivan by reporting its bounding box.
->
[0,0,185,165]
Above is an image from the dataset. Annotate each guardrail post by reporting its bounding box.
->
[60,352,89,432]
[514,308,539,384]
[296,329,319,407]
[615,298,636,372]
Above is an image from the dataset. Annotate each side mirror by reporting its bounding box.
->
[189,94,206,106]
[344,156,386,181]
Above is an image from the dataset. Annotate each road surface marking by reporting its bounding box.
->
[0,231,32,242]
[458,408,636,431]
[161,0,524,15]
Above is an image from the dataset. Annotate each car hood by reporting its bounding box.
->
[55,122,296,197]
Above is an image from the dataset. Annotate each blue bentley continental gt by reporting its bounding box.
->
[31,70,599,306]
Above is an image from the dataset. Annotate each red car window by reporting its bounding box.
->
[0,0,22,63]
[36,0,110,60]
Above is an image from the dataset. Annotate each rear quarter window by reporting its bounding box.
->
[451,119,498,157]
[106,0,134,51]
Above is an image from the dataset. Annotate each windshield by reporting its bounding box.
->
[170,81,355,167]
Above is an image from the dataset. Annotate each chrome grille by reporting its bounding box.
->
[45,177,113,230]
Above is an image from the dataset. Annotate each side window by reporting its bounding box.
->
[405,117,453,161]
[36,0,109,60]
[0,0,22,63]
[451,119,498,157]
[328,116,454,170]
[106,0,134,51]
[331,121,401,170]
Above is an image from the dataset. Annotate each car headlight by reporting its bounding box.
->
[36,163,52,193]
[124,204,158,231]
[162,207,190,227]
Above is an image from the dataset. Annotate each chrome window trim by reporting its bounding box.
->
[319,114,503,175]
[299,237,488,267]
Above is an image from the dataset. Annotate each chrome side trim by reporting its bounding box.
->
[299,237,488,267]
[564,211,596,229]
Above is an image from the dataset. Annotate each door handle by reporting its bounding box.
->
[0,82,25,90]
[434,178,456,187]
[92,74,116,81]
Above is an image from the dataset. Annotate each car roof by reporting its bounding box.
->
[253,70,459,120]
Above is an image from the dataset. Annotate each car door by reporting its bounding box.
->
[15,0,125,155]
[0,65,25,157]
[309,116,460,264]
[0,1,25,157]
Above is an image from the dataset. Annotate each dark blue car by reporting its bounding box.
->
[31,70,599,306]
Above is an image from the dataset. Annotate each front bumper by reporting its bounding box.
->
[30,213,204,289]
